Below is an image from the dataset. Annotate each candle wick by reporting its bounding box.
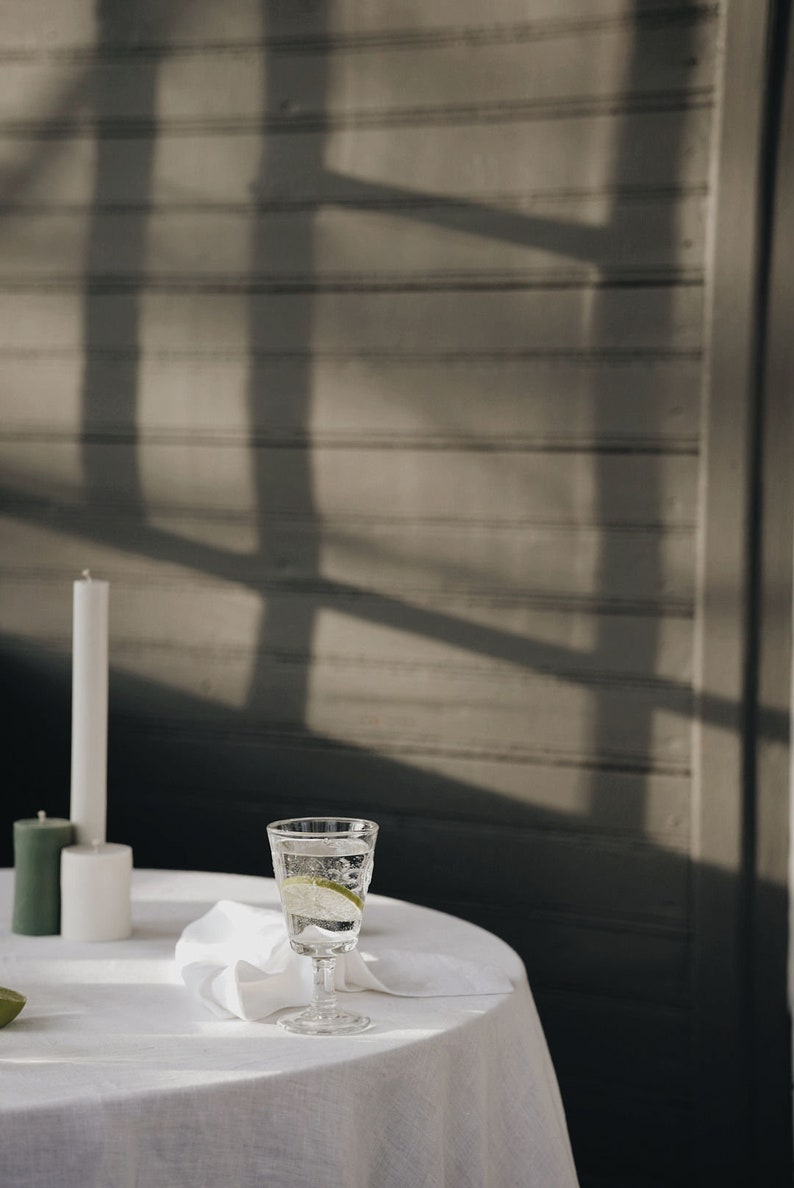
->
[82,569,92,581]
[37,810,46,822]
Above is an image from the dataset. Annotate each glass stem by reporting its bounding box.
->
[310,956,337,1018]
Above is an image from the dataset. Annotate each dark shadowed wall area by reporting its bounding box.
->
[1,2,791,1185]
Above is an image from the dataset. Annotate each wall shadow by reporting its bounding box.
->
[587,2,690,833]
[79,0,162,509]
[241,0,327,725]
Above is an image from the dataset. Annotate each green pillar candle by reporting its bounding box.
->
[13,811,75,936]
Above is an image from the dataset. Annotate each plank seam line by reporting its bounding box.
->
[0,185,710,214]
[104,641,699,693]
[0,347,706,364]
[4,637,697,694]
[130,800,692,859]
[0,430,702,456]
[111,718,693,777]
[0,270,705,295]
[0,88,714,138]
[0,581,695,619]
[0,496,699,531]
[558,1075,691,1105]
[532,985,690,1017]
[484,907,691,940]
[0,503,698,535]
[0,4,718,62]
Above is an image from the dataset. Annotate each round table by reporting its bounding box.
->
[0,869,579,1188]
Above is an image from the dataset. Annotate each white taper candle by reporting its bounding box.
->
[70,571,109,846]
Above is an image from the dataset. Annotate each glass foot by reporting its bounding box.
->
[277,1008,371,1036]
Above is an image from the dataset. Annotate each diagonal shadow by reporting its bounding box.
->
[320,169,613,261]
[4,472,783,746]
[0,73,92,209]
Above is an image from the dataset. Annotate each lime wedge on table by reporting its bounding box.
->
[279,877,363,921]
[0,987,26,1028]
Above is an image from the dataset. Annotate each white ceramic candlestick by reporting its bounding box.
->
[60,842,133,941]
[70,571,109,846]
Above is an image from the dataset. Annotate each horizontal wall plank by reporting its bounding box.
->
[107,664,692,767]
[315,529,694,613]
[0,109,711,205]
[0,3,717,52]
[144,662,688,762]
[0,568,698,794]
[152,733,692,846]
[106,770,691,926]
[0,575,695,681]
[479,912,691,1003]
[0,287,704,356]
[310,447,698,523]
[283,752,691,844]
[0,442,699,523]
[0,355,703,449]
[1,645,694,858]
[0,194,706,280]
[0,519,695,618]
[1,636,690,845]
[0,19,716,124]
[138,792,692,925]
[301,663,692,766]
[0,642,694,773]
[558,1080,692,1186]
[0,614,695,710]
[536,991,689,1095]
[553,1082,690,1185]
[0,97,713,138]
[0,524,695,626]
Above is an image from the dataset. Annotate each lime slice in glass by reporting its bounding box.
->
[279,877,363,922]
[0,987,26,1028]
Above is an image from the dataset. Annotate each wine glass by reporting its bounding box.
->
[266,817,379,1035]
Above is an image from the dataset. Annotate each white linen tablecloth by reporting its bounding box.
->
[0,868,579,1188]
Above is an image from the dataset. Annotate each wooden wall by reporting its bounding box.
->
[1,1,787,1184]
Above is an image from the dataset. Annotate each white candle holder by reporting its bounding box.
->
[60,842,133,942]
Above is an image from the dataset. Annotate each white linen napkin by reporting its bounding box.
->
[175,900,514,1021]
